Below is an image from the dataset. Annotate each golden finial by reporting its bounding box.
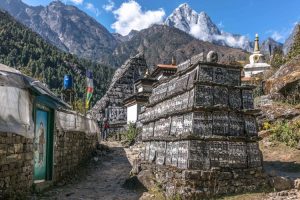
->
[172,56,176,65]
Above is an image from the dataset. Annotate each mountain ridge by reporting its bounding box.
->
[0,9,114,106]
[0,0,117,65]
[0,0,284,68]
[164,3,253,51]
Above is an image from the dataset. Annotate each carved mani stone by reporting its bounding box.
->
[195,85,213,107]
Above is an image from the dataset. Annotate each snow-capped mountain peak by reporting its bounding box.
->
[165,3,252,51]
[165,3,220,42]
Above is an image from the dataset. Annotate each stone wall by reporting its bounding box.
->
[0,125,97,198]
[139,58,267,198]
[140,163,268,199]
[0,132,34,198]
[90,53,147,133]
[53,129,97,181]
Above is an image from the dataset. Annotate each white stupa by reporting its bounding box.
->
[244,34,270,77]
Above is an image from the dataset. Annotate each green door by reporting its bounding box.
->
[34,109,49,181]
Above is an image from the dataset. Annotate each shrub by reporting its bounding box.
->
[270,120,300,148]
[124,123,138,145]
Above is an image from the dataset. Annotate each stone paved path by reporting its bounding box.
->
[34,141,145,200]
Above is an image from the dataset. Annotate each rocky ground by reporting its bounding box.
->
[31,141,146,200]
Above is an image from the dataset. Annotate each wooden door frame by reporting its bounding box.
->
[33,102,54,181]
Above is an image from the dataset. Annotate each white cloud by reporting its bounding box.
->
[69,0,83,5]
[189,23,214,42]
[214,32,251,50]
[111,0,165,36]
[85,2,100,16]
[103,0,115,11]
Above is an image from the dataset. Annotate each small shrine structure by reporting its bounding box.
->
[243,34,271,79]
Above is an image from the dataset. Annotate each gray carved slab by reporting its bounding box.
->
[193,112,213,137]
[195,85,213,107]
[214,86,228,106]
[212,111,228,136]
[229,112,244,136]
[247,143,262,167]
[213,67,227,85]
[229,89,242,110]
[171,141,179,167]
[178,141,189,169]
[242,89,254,110]
[227,69,241,86]
[170,115,183,137]
[244,115,257,136]
[149,142,157,162]
[156,141,166,165]
[165,142,172,165]
[198,66,213,82]
[228,141,247,168]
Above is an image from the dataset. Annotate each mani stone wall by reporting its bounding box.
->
[139,60,268,198]
[90,53,147,133]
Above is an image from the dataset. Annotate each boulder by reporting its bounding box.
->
[265,55,300,99]
[137,169,156,190]
[270,176,293,191]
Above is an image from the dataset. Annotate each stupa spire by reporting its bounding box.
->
[254,33,260,53]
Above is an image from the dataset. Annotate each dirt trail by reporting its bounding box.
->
[35,141,145,200]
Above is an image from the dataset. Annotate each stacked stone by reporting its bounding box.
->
[0,133,33,198]
[139,53,267,198]
[53,130,97,181]
[90,53,147,133]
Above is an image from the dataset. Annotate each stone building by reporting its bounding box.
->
[138,51,267,198]
[89,54,147,133]
[0,64,99,198]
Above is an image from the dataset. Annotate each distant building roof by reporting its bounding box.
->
[156,64,177,69]
[151,64,177,78]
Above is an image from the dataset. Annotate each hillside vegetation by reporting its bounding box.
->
[0,10,114,107]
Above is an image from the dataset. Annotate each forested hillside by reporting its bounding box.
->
[0,10,114,107]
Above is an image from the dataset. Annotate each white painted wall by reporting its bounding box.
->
[127,104,138,124]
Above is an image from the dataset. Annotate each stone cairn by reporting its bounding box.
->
[90,53,147,133]
[139,52,268,199]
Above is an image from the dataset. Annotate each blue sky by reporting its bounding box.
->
[22,0,300,43]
